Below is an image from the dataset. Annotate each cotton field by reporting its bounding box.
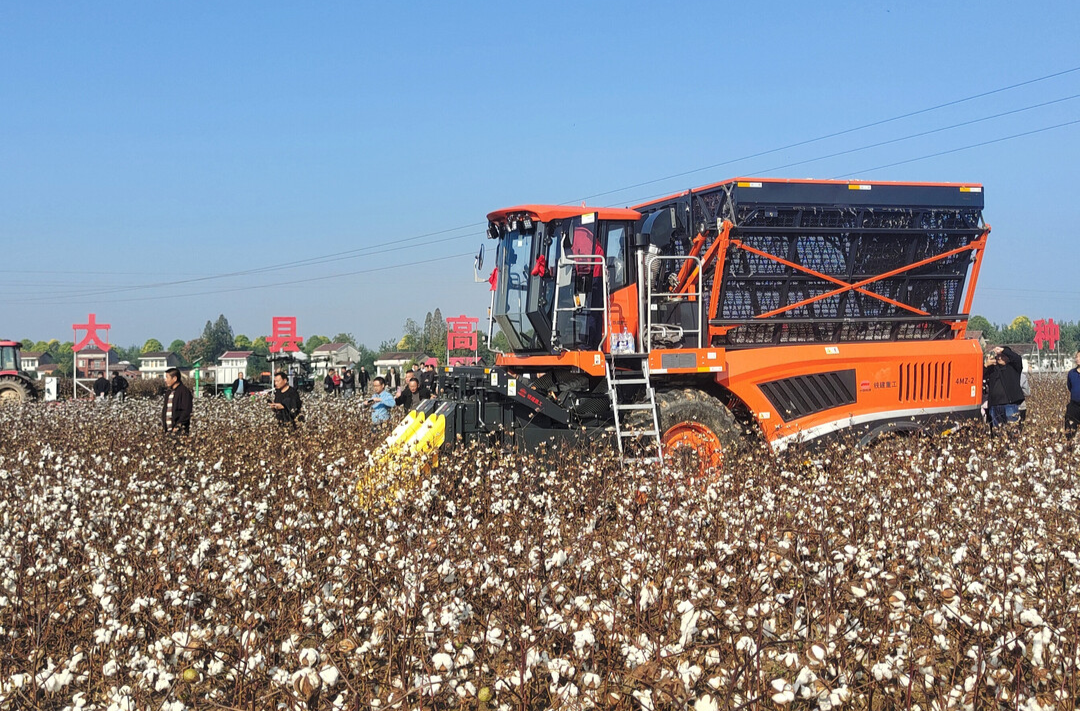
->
[0,380,1078,711]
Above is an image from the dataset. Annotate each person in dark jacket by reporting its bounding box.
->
[270,371,303,428]
[111,372,129,401]
[357,366,370,395]
[231,375,248,398]
[420,364,436,393]
[342,368,356,398]
[162,368,193,434]
[395,377,432,410]
[983,346,1024,432]
[323,368,340,397]
[93,375,110,399]
[1066,349,1080,442]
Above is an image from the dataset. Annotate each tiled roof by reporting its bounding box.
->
[312,343,349,353]
[140,352,175,359]
[220,351,254,359]
[376,351,431,361]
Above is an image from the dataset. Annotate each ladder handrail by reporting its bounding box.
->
[644,254,703,352]
[606,354,663,466]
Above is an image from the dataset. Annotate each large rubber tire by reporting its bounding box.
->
[653,388,742,475]
[0,378,31,406]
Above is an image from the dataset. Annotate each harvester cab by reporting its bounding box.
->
[0,341,37,404]
[363,178,991,501]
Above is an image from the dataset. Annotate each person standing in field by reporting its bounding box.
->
[111,372,129,402]
[357,366,370,395]
[1066,349,1080,443]
[367,376,396,425]
[270,371,303,428]
[162,368,193,435]
[983,346,1024,434]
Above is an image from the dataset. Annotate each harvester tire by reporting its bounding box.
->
[0,378,31,406]
[653,388,741,475]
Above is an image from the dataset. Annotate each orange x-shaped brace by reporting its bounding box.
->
[730,231,989,320]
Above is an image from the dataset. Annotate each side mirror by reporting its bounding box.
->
[474,245,484,271]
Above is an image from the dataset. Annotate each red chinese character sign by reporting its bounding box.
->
[73,313,111,351]
[266,316,303,353]
[446,314,479,366]
[1034,318,1060,351]
[72,313,111,399]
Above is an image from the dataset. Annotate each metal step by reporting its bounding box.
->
[615,403,655,410]
[619,429,658,437]
[611,377,648,384]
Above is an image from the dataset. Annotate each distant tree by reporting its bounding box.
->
[20,339,33,350]
[113,344,141,364]
[999,315,1035,345]
[182,338,209,366]
[141,338,164,354]
[31,340,50,353]
[201,315,235,361]
[46,340,61,355]
[233,334,252,349]
[354,343,377,371]
[168,339,186,354]
[422,309,447,360]
[251,336,270,355]
[395,318,423,351]
[331,333,357,348]
[56,342,74,376]
[304,335,330,354]
[966,316,998,344]
[377,339,398,354]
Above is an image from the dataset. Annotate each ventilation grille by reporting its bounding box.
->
[759,369,857,422]
[898,361,952,403]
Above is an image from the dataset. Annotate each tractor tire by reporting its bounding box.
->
[0,378,31,406]
[653,388,742,475]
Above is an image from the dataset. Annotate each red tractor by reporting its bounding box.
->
[0,341,38,404]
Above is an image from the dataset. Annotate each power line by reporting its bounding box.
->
[18,229,482,301]
[14,251,477,306]
[569,65,1080,204]
[12,64,1080,303]
[833,118,1080,177]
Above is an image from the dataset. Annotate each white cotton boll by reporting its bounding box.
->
[694,693,719,711]
[582,672,601,689]
[432,652,453,671]
[573,628,595,655]
[850,586,867,598]
[42,668,73,693]
[632,688,654,710]
[810,644,825,662]
[103,659,118,677]
[771,689,795,705]
[298,647,320,667]
[318,666,340,688]
[639,582,659,611]
[1020,609,1043,627]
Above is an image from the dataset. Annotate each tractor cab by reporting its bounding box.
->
[0,341,22,374]
[0,340,35,404]
[487,206,640,354]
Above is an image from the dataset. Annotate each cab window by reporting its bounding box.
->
[605,222,628,289]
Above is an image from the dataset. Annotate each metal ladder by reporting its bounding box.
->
[606,354,663,466]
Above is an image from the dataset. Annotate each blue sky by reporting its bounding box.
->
[2,1,1078,347]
